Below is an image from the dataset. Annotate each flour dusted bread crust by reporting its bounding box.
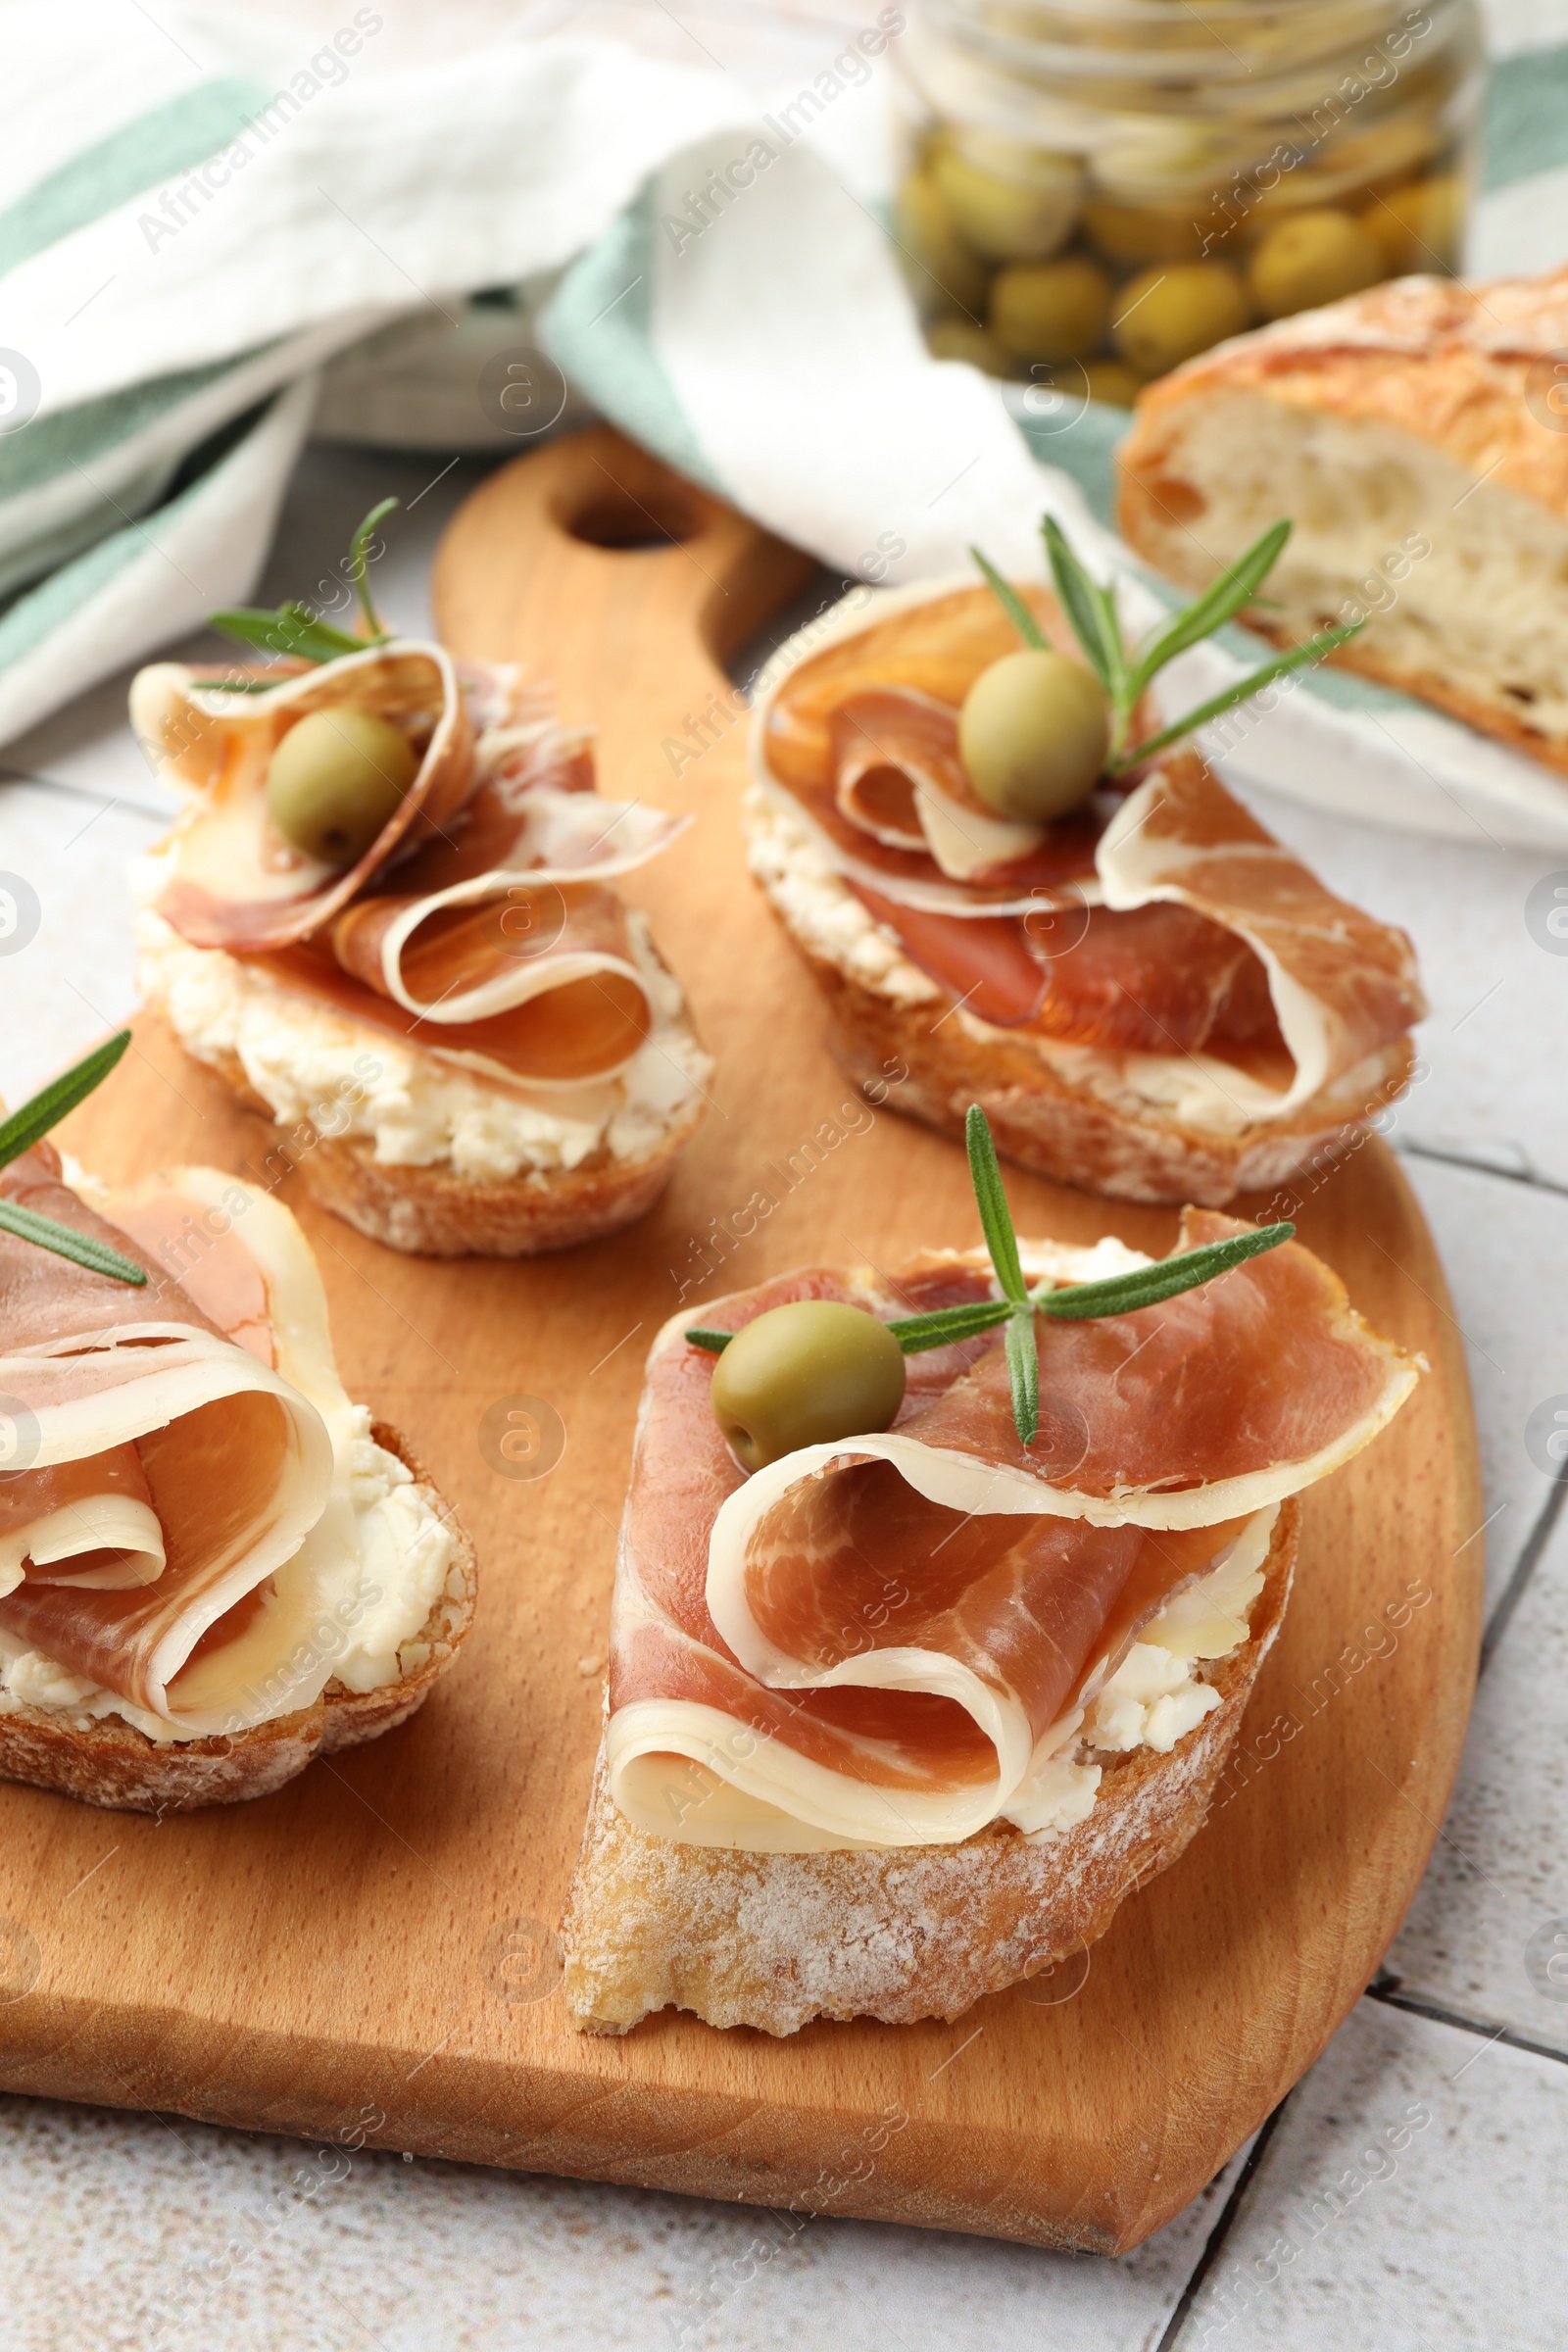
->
[779,919,1413,1211]
[198,1036,706,1260]
[1117,268,1568,775]
[564,1498,1296,2034]
[0,1425,475,1814]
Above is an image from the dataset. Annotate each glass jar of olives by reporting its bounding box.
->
[894,0,1483,399]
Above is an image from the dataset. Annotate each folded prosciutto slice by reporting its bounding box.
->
[606,1219,1418,1851]
[751,580,1426,1121]
[131,643,689,1089]
[0,1148,382,1738]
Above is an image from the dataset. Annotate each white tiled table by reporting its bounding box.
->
[4,0,1568,2338]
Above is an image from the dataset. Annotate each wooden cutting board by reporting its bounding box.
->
[0,429,1482,2256]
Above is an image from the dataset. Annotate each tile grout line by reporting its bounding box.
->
[0,762,173,824]
[1396,1138,1568,1203]
[1152,2099,1292,2352]
[1367,1979,1568,2069]
[1479,1468,1568,1675]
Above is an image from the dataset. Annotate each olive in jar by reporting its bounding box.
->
[990,256,1112,361]
[1113,263,1250,375]
[1248,209,1386,319]
[931,146,1080,264]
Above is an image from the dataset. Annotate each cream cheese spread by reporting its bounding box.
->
[0,1409,457,1743]
[1001,1504,1276,1838]
[135,900,711,1182]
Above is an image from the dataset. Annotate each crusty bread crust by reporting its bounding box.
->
[776,922,1411,1209]
[198,1042,705,1259]
[563,1500,1298,2035]
[1116,269,1568,774]
[1243,617,1568,783]
[0,1423,475,1813]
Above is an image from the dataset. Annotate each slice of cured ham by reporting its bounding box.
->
[752,578,1426,1117]
[134,643,477,951]
[605,1220,1418,1850]
[0,1151,385,1737]
[327,879,652,1079]
[134,648,690,1088]
[1097,760,1427,1117]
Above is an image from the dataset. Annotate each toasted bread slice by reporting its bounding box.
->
[800,937,1410,1211]
[748,807,1410,1207]
[204,1041,705,1259]
[135,911,710,1256]
[0,1425,475,1813]
[563,1499,1297,2035]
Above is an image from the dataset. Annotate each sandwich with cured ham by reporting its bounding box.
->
[0,1038,473,1811]
[563,1108,1419,2034]
[132,503,710,1257]
[746,515,1425,1207]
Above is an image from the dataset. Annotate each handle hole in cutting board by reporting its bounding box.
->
[558,479,698,552]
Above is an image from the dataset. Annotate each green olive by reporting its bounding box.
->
[958,648,1110,822]
[266,708,418,865]
[1083,198,1209,267]
[1248,209,1385,320]
[1082,359,1145,408]
[1113,263,1251,376]
[926,316,1013,376]
[932,147,1080,264]
[708,1301,906,1472]
[1359,173,1461,274]
[989,256,1111,360]
[896,172,991,318]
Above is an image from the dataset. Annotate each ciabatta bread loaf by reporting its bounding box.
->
[1117,268,1568,775]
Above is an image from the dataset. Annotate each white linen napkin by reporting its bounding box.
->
[2,0,1567,848]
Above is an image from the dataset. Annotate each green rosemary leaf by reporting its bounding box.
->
[1106,623,1364,773]
[349,499,400,639]
[1004,1306,1038,1446]
[0,1199,147,1286]
[965,1105,1027,1305]
[685,1328,733,1352]
[208,604,368,666]
[1035,1221,1295,1320]
[0,1030,131,1173]
[969,545,1047,651]
[886,1298,1013,1353]
[1041,515,1120,697]
[1125,519,1292,698]
[1089,572,1130,706]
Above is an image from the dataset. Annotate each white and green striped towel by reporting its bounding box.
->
[2,0,1567,846]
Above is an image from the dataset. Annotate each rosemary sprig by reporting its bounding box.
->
[0,1030,130,1172]
[684,1105,1293,1446]
[0,1199,148,1287]
[208,602,369,667]
[973,515,1365,776]
[0,1031,147,1286]
[204,499,401,678]
[349,497,398,638]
